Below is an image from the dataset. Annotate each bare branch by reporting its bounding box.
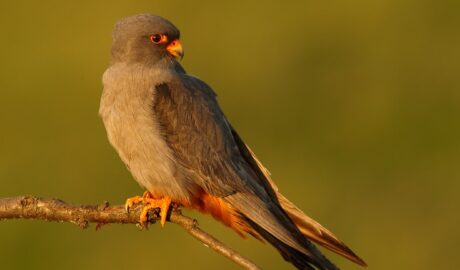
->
[0,195,261,270]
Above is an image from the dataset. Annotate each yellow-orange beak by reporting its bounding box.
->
[166,39,184,60]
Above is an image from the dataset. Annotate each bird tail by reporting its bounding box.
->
[196,191,340,269]
[242,143,367,267]
[243,214,338,270]
[277,193,367,266]
[226,130,366,268]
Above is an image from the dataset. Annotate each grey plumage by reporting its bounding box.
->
[100,13,365,270]
[150,75,336,268]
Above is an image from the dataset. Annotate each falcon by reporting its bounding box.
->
[99,14,366,270]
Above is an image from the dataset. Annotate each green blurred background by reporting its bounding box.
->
[0,1,459,269]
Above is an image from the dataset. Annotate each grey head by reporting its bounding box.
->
[110,14,184,65]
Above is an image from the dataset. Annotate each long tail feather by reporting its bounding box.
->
[243,215,338,270]
[278,193,367,266]
[243,143,367,267]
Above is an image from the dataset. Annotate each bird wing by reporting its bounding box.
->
[152,74,339,270]
[152,76,246,197]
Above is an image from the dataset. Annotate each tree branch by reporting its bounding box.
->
[0,195,261,270]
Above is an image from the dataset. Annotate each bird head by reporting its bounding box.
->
[110,14,184,65]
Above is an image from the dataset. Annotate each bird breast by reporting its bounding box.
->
[99,63,194,203]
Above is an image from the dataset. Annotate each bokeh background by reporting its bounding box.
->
[0,1,459,269]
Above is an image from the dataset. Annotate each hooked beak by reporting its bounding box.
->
[166,39,184,60]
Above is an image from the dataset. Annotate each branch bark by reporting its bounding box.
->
[0,195,261,270]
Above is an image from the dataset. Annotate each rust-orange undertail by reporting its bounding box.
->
[191,192,262,240]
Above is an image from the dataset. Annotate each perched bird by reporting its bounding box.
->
[99,14,366,270]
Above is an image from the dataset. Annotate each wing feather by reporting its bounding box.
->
[152,74,342,269]
[152,77,242,197]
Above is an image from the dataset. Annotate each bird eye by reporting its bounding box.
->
[150,34,167,44]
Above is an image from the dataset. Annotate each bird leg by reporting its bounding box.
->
[125,191,172,227]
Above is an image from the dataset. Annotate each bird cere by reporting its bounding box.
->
[99,14,366,270]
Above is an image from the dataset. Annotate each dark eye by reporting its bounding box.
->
[150,34,167,44]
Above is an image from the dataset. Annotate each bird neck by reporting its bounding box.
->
[110,55,185,74]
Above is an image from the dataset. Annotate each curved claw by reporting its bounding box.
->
[124,191,152,213]
[124,195,143,213]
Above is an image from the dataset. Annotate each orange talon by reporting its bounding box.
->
[159,197,171,226]
[125,192,172,227]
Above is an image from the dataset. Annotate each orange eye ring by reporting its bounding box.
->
[150,34,168,44]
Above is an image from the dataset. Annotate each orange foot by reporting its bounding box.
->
[125,191,172,227]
